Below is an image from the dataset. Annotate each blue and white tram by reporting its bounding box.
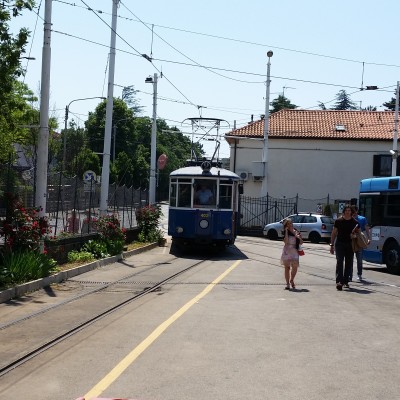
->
[168,161,241,248]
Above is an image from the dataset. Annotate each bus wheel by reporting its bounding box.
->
[384,241,400,274]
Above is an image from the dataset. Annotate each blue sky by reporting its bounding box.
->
[15,0,400,158]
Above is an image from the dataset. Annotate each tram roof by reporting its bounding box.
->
[170,166,240,179]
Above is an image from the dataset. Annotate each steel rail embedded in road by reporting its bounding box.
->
[0,258,208,377]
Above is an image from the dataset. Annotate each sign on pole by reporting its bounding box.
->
[83,170,96,192]
[157,154,168,170]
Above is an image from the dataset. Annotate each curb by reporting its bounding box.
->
[0,242,160,304]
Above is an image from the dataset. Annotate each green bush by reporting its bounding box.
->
[138,228,164,243]
[136,205,163,242]
[0,251,57,287]
[105,239,125,256]
[67,250,95,263]
[82,240,110,259]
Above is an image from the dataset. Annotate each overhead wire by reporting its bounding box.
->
[27,1,399,132]
[79,0,199,112]
[53,0,400,70]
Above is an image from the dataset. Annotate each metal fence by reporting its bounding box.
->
[0,172,149,238]
[238,194,336,236]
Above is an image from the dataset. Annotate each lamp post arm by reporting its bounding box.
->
[63,96,105,170]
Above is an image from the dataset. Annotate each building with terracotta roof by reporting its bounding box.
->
[225,109,398,203]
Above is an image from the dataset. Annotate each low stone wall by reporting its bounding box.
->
[45,227,139,264]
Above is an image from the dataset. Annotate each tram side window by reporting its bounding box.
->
[169,183,177,207]
[178,184,191,207]
[219,185,232,209]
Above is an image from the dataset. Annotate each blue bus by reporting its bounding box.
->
[359,176,400,274]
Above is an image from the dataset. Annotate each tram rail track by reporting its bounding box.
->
[235,236,400,297]
[0,257,210,377]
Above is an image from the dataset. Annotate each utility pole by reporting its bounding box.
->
[148,73,158,205]
[392,81,400,176]
[35,0,52,218]
[260,51,273,198]
[99,0,119,215]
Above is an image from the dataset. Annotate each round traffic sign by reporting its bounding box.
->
[157,154,168,170]
[83,170,97,182]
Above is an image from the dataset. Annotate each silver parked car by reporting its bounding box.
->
[263,213,335,243]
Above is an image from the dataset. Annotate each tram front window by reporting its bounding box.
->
[178,184,191,207]
[194,180,216,207]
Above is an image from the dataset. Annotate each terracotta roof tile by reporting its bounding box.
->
[226,109,396,140]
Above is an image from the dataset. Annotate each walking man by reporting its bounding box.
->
[330,204,358,290]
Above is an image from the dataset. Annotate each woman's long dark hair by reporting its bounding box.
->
[288,228,300,249]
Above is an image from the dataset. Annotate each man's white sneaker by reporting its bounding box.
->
[357,275,362,281]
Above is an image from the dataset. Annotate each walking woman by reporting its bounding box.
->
[281,218,303,290]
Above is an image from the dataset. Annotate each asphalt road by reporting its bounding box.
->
[1,236,399,400]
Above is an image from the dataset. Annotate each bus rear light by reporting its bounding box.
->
[176,227,184,233]
[224,228,231,235]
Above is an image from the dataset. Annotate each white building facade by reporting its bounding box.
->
[226,109,397,207]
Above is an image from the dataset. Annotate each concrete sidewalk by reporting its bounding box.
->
[0,243,159,304]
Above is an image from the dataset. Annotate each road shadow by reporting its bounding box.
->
[169,243,248,261]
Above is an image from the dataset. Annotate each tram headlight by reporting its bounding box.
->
[176,226,184,233]
[199,219,209,229]
[223,228,231,235]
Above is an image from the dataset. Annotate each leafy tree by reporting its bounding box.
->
[113,151,133,186]
[86,98,136,158]
[0,0,34,109]
[131,144,150,187]
[122,85,143,114]
[71,147,100,178]
[383,90,398,111]
[0,0,35,163]
[362,105,377,111]
[85,97,202,195]
[331,90,357,110]
[270,95,297,114]
[318,102,327,110]
[60,120,87,175]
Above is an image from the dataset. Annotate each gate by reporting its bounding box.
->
[238,195,298,236]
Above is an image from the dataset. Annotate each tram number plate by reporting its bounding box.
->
[201,213,209,218]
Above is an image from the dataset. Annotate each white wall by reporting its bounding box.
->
[229,137,392,201]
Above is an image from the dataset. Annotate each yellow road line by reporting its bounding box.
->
[84,260,242,399]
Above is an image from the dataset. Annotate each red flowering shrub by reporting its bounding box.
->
[96,214,126,242]
[1,193,52,252]
[135,205,163,242]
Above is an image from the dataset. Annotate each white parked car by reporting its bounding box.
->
[263,213,335,243]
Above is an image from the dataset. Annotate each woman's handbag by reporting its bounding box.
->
[356,231,369,249]
[352,231,368,252]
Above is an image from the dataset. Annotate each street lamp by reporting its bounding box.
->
[145,73,158,205]
[260,50,273,197]
[63,96,106,171]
